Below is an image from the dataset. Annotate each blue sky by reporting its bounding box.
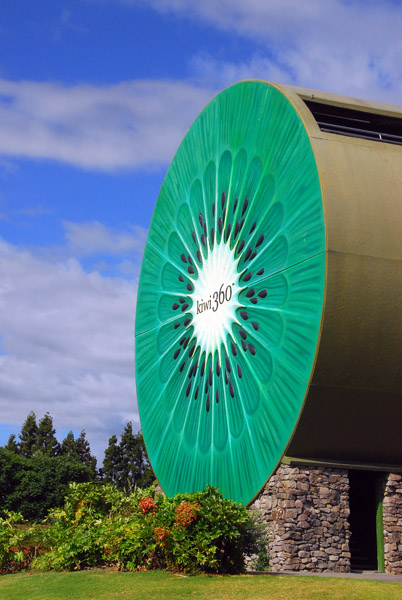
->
[1,0,402,465]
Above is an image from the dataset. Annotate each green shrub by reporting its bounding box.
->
[0,511,40,575]
[31,483,262,574]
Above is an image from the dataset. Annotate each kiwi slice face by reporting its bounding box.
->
[135,81,326,505]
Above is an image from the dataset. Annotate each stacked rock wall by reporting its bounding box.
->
[250,464,351,572]
[383,473,402,574]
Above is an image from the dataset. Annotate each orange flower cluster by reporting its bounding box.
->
[153,525,171,542]
[138,496,157,515]
[174,501,200,527]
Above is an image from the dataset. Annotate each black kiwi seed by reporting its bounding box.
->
[229,381,235,397]
[233,198,238,213]
[240,217,245,230]
[240,311,249,320]
[241,340,247,351]
[186,382,191,397]
[249,222,256,234]
[189,345,196,357]
[250,250,257,260]
[181,303,189,311]
[230,341,237,356]
[222,207,227,221]
[258,289,268,298]
[174,323,180,329]
[242,272,252,282]
[239,330,247,340]
[225,223,231,241]
[188,255,193,265]
[246,288,255,297]
[179,297,185,303]
[237,365,242,378]
[195,386,199,399]
[181,253,187,263]
[184,317,191,326]
[256,234,264,247]
[174,349,180,359]
[201,234,206,247]
[218,217,223,234]
[187,283,193,291]
[188,365,194,378]
[183,337,190,349]
[188,266,195,274]
[216,360,221,376]
[180,336,186,345]
[234,222,240,239]
[257,268,264,276]
[237,240,245,254]
[216,389,219,403]
[225,357,231,373]
[242,198,248,216]
[211,228,215,244]
[204,378,209,393]
[221,191,226,209]
[250,297,258,304]
[180,361,186,372]
[178,275,184,282]
[206,394,210,412]
[199,213,203,226]
[197,250,202,263]
[201,358,206,376]
[173,303,180,310]
[192,231,196,243]
[225,370,229,384]
[248,344,256,355]
[251,322,259,331]
[209,367,213,387]
[203,223,207,237]
[244,247,252,261]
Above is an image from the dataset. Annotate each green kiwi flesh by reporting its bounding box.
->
[135,81,326,505]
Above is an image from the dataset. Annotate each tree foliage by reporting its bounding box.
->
[1,414,154,520]
[18,412,38,458]
[36,413,61,457]
[102,424,154,491]
[0,448,94,521]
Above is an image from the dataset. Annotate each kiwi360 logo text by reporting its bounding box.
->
[196,283,234,314]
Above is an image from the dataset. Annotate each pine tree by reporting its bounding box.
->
[118,422,137,493]
[5,433,19,453]
[102,434,121,485]
[19,411,38,458]
[61,431,77,457]
[102,424,154,492]
[35,412,60,456]
[61,430,97,479]
[75,430,97,478]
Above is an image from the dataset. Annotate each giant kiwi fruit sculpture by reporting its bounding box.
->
[135,80,402,505]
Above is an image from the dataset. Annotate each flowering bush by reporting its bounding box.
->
[4,483,264,575]
[0,511,41,575]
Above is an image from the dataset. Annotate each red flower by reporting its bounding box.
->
[174,501,200,527]
[138,496,157,515]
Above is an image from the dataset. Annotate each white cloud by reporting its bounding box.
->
[0,238,140,464]
[0,79,214,171]
[64,221,148,257]
[129,0,402,103]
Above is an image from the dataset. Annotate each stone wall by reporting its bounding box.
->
[383,473,402,574]
[249,464,351,572]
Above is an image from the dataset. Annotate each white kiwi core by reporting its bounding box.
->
[189,241,241,356]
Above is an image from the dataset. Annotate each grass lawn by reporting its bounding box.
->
[1,570,402,600]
